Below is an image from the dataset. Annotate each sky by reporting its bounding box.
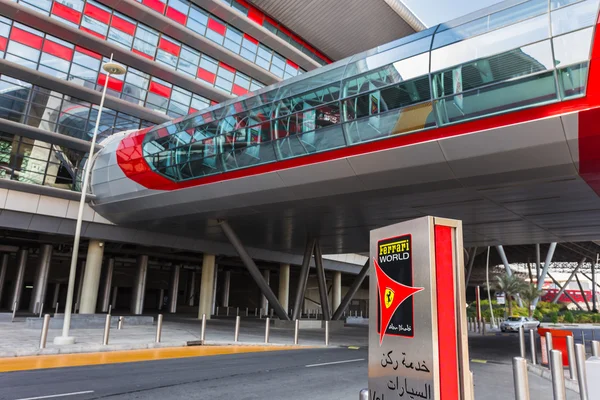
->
[403,0,505,27]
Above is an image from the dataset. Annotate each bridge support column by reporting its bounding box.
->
[218,220,289,320]
[465,247,477,287]
[168,265,180,313]
[332,260,369,320]
[29,244,53,314]
[198,254,216,319]
[261,269,270,314]
[188,271,196,307]
[534,243,557,307]
[332,271,342,312]
[100,258,114,312]
[80,240,105,314]
[130,255,148,315]
[495,245,523,307]
[222,270,230,308]
[314,241,330,320]
[552,257,585,303]
[574,274,591,311]
[548,272,583,311]
[11,248,28,311]
[0,254,8,308]
[279,264,290,313]
[292,239,315,320]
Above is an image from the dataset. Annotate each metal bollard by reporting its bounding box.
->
[270,309,274,318]
[39,302,44,318]
[512,357,530,400]
[294,319,299,345]
[519,326,526,359]
[54,302,59,316]
[359,388,369,400]
[575,343,589,400]
[108,304,112,315]
[201,313,207,342]
[566,335,577,380]
[265,317,270,344]
[549,350,567,400]
[102,314,111,345]
[482,319,486,335]
[155,314,163,343]
[246,307,249,317]
[592,340,600,357]
[477,318,481,333]
[582,331,586,348]
[216,306,219,316]
[11,301,17,322]
[325,320,330,346]
[529,329,537,365]
[546,332,554,363]
[118,316,123,330]
[234,316,240,342]
[39,314,51,349]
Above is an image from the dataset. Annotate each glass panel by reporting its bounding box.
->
[558,62,589,98]
[435,71,557,125]
[551,0,600,36]
[430,14,549,72]
[553,27,594,67]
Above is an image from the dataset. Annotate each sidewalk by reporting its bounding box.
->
[0,314,368,358]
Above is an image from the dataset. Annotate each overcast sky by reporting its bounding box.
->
[403,0,504,26]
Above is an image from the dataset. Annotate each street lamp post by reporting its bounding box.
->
[54,55,125,345]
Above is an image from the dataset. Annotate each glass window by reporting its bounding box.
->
[178,47,200,76]
[81,15,108,37]
[553,27,594,67]
[551,0,600,36]
[200,56,218,73]
[224,27,242,54]
[557,62,589,98]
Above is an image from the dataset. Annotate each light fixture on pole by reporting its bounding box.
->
[54,55,125,345]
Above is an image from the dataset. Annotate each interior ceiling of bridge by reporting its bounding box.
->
[248,0,417,60]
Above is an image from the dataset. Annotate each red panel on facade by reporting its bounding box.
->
[149,81,171,98]
[51,2,81,25]
[158,38,180,56]
[197,67,216,84]
[10,27,43,50]
[97,73,124,92]
[247,8,264,25]
[166,6,187,25]
[207,18,226,36]
[286,59,299,69]
[142,0,166,14]
[80,26,105,39]
[219,62,235,73]
[110,15,136,36]
[0,37,7,52]
[132,48,154,60]
[243,33,258,45]
[84,3,110,24]
[75,45,101,59]
[232,84,248,96]
[43,40,73,61]
[435,225,460,400]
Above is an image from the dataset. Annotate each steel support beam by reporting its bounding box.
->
[292,238,316,320]
[552,258,585,304]
[465,247,477,287]
[575,274,591,311]
[332,260,370,320]
[496,245,523,307]
[534,243,557,307]
[536,244,541,281]
[547,272,584,311]
[314,241,331,321]
[218,220,289,320]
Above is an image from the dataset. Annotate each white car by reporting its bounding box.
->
[500,316,540,332]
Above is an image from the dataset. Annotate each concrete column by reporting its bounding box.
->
[188,271,196,306]
[0,253,9,308]
[130,255,148,315]
[158,288,165,310]
[211,266,218,315]
[75,260,86,312]
[278,264,290,312]
[111,286,118,309]
[79,240,105,314]
[52,283,60,309]
[333,271,342,311]
[261,269,270,313]
[198,254,216,319]
[168,265,180,313]
[222,270,230,307]
[29,244,53,313]
[10,248,28,311]
[100,258,114,312]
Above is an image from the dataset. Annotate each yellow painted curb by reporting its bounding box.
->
[0,345,303,373]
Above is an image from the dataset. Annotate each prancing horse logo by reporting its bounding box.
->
[384,288,394,309]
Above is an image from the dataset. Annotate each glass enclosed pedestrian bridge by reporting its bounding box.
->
[141,0,599,183]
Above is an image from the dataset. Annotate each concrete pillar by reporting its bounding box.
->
[29,244,53,313]
[10,248,28,311]
[261,269,270,313]
[111,286,118,309]
[278,264,290,312]
[333,271,342,311]
[52,283,60,310]
[211,266,218,315]
[75,260,86,312]
[79,240,105,314]
[168,265,180,313]
[130,255,148,315]
[222,270,230,307]
[0,253,9,308]
[188,271,196,306]
[198,254,216,319]
[158,288,165,310]
[100,258,114,312]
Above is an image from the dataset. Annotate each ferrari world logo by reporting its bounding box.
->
[375,258,424,345]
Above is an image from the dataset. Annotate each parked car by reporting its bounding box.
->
[500,316,540,332]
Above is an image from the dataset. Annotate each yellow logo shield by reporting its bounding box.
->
[384,288,394,309]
